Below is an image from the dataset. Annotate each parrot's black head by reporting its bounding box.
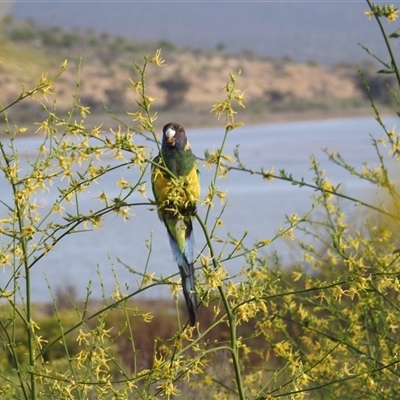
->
[162,122,189,150]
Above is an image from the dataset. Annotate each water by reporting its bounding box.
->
[1,116,399,303]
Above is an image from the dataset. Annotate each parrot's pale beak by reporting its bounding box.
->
[165,127,176,146]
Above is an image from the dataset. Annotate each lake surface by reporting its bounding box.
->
[1,116,399,303]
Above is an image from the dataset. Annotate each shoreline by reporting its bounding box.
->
[1,106,393,137]
[144,106,392,132]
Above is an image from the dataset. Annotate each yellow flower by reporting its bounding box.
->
[0,289,13,299]
[291,270,302,282]
[114,149,127,161]
[387,7,399,22]
[314,290,328,304]
[216,190,227,203]
[261,167,275,180]
[387,10,399,22]
[143,95,156,107]
[237,302,259,322]
[78,104,90,118]
[258,238,271,246]
[200,255,210,270]
[114,206,134,221]
[344,287,358,300]
[51,202,65,215]
[142,272,155,286]
[15,127,27,135]
[116,178,130,189]
[129,78,143,93]
[142,312,153,323]
[365,10,374,20]
[211,99,236,119]
[30,320,41,332]
[36,73,54,99]
[320,178,334,199]
[22,225,36,238]
[90,124,103,137]
[157,381,179,397]
[35,335,48,350]
[128,110,145,122]
[90,215,102,228]
[234,90,247,108]
[150,49,166,66]
[76,329,90,346]
[138,184,147,197]
[97,191,109,206]
[201,193,214,207]
[203,374,213,386]
[273,340,293,359]
[204,266,227,289]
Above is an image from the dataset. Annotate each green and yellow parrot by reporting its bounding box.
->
[151,122,200,326]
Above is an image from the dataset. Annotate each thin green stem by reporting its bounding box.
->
[0,66,66,115]
[367,0,400,87]
[14,191,36,398]
[195,213,245,399]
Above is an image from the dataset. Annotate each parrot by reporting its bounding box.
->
[151,122,200,326]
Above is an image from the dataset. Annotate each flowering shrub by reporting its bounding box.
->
[1,2,400,399]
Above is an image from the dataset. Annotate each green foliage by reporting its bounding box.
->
[355,60,397,105]
[157,69,191,109]
[8,25,37,42]
[1,2,400,399]
[158,40,177,52]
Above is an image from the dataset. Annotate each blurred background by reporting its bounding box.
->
[1,0,397,127]
[6,0,386,64]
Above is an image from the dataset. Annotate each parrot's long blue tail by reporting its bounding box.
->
[179,258,197,326]
[167,220,197,326]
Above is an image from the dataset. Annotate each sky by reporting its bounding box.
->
[8,1,395,65]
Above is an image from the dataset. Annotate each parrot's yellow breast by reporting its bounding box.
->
[152,164,200,208]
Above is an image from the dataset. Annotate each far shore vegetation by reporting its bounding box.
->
[0,15,396,131]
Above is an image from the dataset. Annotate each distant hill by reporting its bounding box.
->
[0,16,395,126]
[9,0,392,66]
